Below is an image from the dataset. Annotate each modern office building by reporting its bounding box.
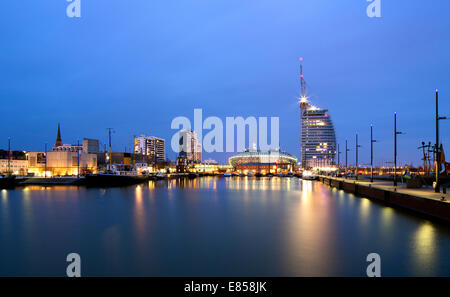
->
[82,138,99,154]
[147,137,165,163]
[134,134,148,155]
[300,99,337,168]
[179,130,202,164]
[133,135,166,164]
[298,59,336,168]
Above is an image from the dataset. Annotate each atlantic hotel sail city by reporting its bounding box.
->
[298,59,336,168]
[300,98,337,168]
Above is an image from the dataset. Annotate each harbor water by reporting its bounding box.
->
[1,177,449,276]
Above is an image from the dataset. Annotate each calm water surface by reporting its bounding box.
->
[1,177,449,276]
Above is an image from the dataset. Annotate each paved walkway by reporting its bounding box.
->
[324,176,450,204]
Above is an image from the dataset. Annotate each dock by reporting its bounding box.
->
[319,176,450,223]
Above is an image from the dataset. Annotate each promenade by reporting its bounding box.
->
[319,176,450,222]
[330,177,449,204]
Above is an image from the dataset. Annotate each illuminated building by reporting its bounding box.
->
[298,58,336,168]
[229,149,297,174]
[27,151,97,176]
[176,151,188,173]
[133,135,165,164]
[147,137,165,163]
[300,102,337,168]
[83,138,100,154]
[27,125,98,176]
[134,134,148,155]
[0,159,28,175]
[179,130,202,164]
[0,150,28,175]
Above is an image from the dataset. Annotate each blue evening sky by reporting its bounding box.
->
[1,0,450,165]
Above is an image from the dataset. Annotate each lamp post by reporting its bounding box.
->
[345,140,349,179]
[370,125,377,182]
[77,139,80,178]
[7,137,11,176]
[337,144,341,169]
[394,113,404,187]
[434,89,448,192]
[107,128,114,171]
[355,133,361,180]
[44,142,48,178]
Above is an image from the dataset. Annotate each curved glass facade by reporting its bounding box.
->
[229,151,297,168]
[300,101,336,168]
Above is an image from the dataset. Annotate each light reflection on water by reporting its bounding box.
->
[0,177,449,276]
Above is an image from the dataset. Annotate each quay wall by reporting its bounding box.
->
[319,177,450,223]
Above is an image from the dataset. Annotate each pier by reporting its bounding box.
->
[319,176,450,223]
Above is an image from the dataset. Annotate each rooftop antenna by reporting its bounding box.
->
[300,57,305,98]
[299,57,308,108]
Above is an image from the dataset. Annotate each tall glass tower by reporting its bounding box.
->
[299,58,336,168]
[300,101,336,168]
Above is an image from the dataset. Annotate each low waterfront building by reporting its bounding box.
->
[0,150,28,175]
[229,149,297,174]
[27,151,97,176]
[27,124,98,176]
[0,159,28,175]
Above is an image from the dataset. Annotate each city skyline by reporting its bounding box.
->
[1,1,450,165]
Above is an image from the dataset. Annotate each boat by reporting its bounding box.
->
[156,172,168,180]
[223,172,232,177]
[85,171,146,187]
[302,170,317,180]
[255,172,264,177]
[0,175,16,189]
[247,171,255,177]
[188,172,198,179]
[277,172,286,177]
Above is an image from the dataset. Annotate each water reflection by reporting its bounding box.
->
[0,178,449,276]
[412,222,438,275]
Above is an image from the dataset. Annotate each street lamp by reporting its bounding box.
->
[355,133,361,180]
[44,142,48,178]
[77,139,80,178]
[370,125,377,182]
[434,89,448,192]
[345,140,350,179]
[7,137,11,176]
[337,143,341,169]
[394,112,404,187]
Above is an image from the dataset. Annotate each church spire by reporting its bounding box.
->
[55,123,62,147]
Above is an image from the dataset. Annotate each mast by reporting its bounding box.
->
[299,57,308,168]
[107,128,114,171]
[7,137,11,175]
[300,57,306,99]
